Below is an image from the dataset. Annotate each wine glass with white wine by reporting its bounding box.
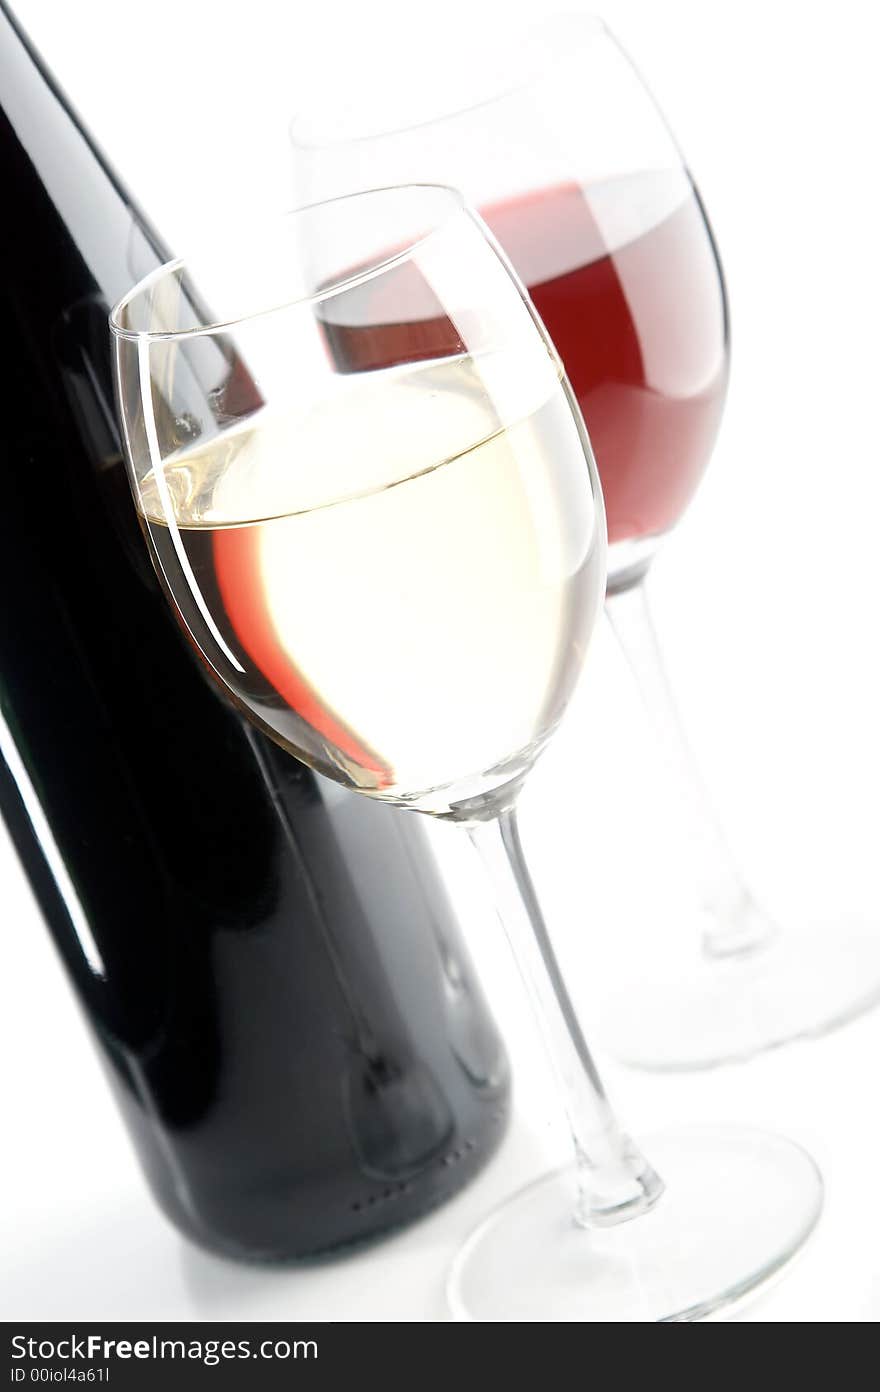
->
[111,184,821,1320]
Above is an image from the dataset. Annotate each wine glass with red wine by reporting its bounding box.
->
[111,185,821,1319]
[290,14,880,1070]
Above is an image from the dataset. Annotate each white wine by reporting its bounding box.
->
[138,351,604,818]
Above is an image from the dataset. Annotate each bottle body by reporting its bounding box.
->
[0,3,508,1259]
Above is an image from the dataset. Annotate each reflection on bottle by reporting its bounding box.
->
[345,1050,454,1180]
[395,815,508,1091]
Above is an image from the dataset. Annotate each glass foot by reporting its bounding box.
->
[599,917,880,1071]
[447,1127,822,1321]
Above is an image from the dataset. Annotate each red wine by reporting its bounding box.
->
[482,174,729,561]
[0,3,508,1261]
[319,171,728,587]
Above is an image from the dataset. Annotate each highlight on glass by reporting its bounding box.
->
[111,184,822,1320]
[289,13,880,1072]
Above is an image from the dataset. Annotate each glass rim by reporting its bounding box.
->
[108,182,469,344]
[288,13,609,151]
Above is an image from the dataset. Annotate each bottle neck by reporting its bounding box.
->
[0,2,167,311]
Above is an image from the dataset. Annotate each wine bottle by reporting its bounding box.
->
[0,1,508,1261]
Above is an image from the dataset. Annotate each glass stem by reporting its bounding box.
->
[468,809,663,1227]
[606,580,775,960]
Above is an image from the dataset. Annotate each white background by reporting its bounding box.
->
[2,0,880,1321]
